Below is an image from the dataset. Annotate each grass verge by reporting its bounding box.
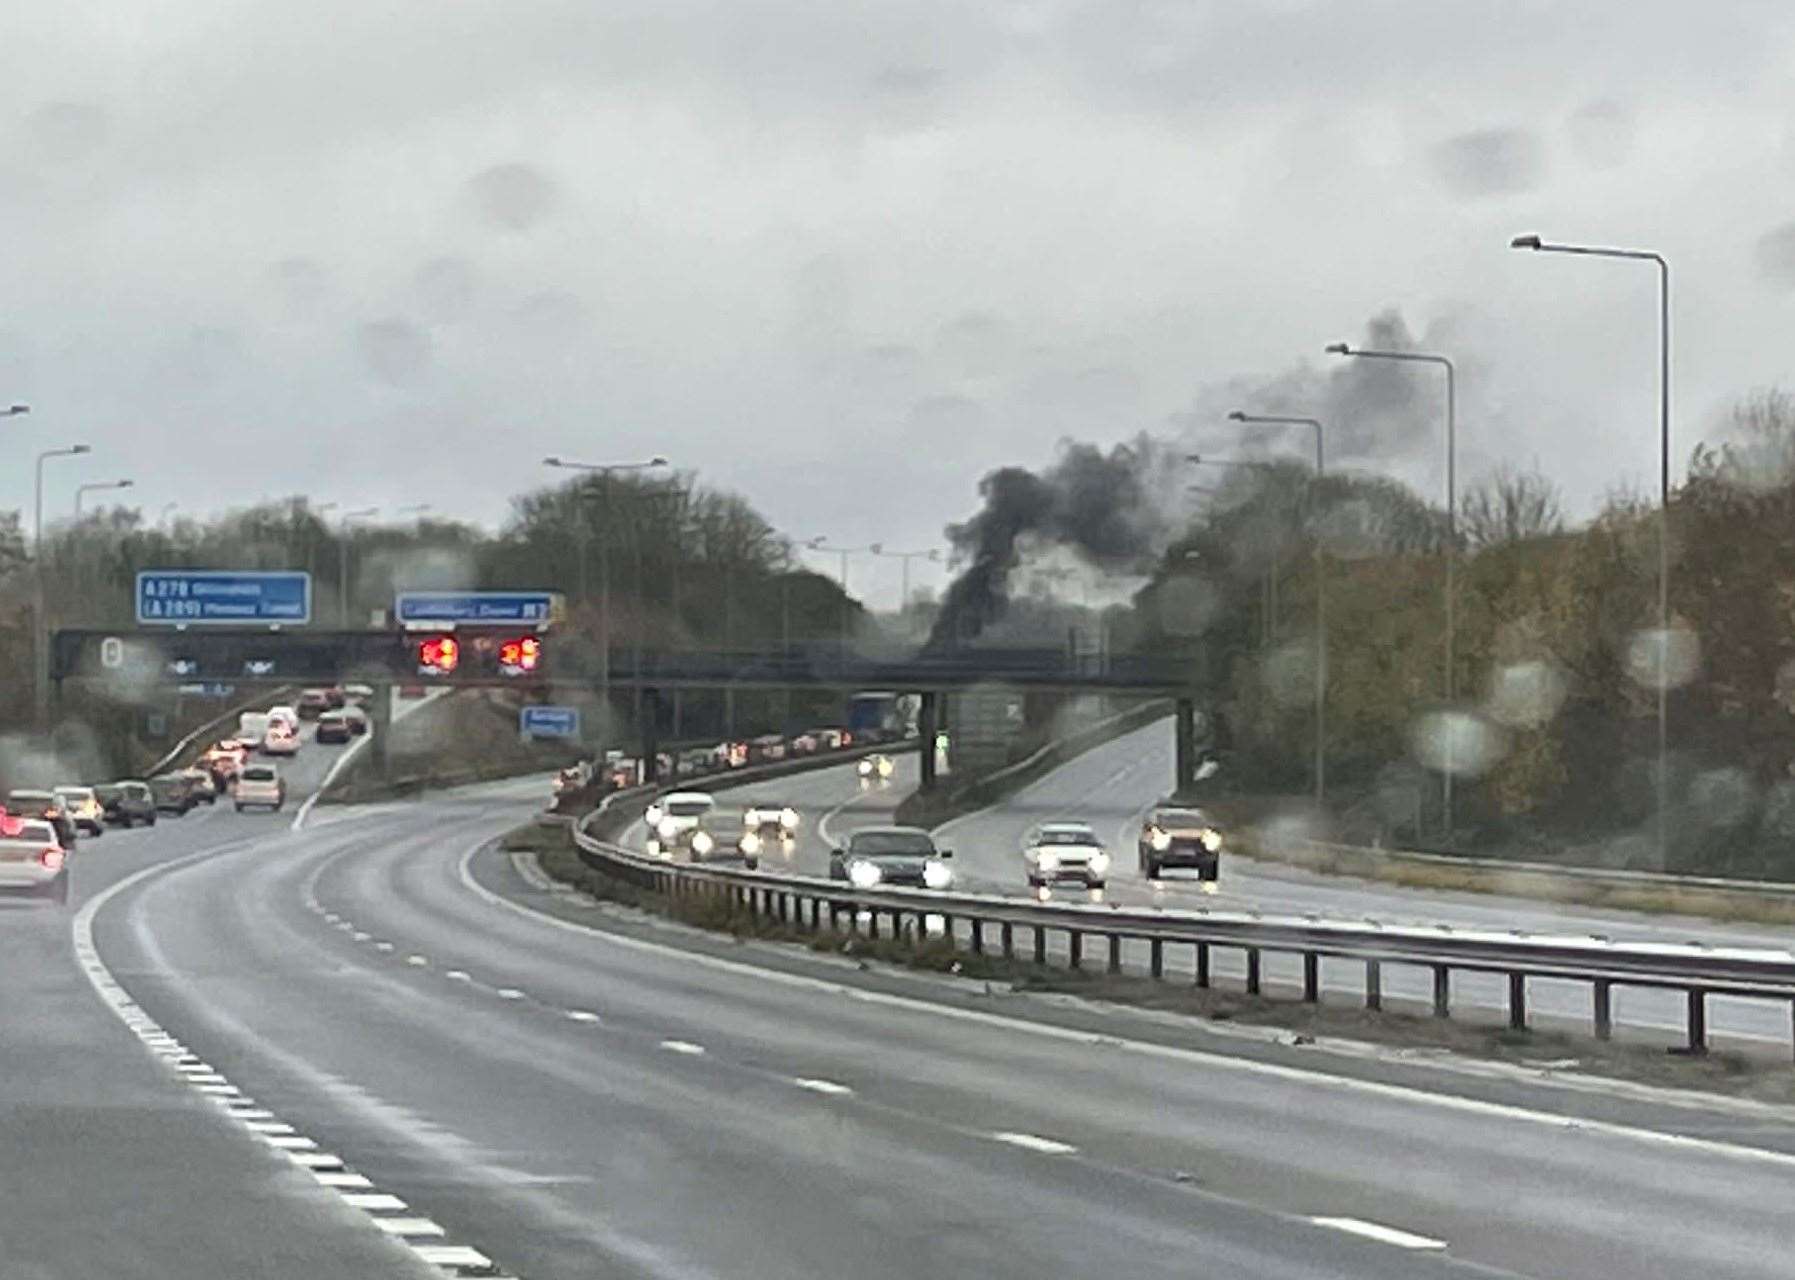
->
[512,824,1795,1103]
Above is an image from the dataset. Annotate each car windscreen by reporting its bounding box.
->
[241,768,276,782]
[1037,828,1098,845]
[665,799,712,817]
[1154,810,1212,829]
[850,832,935,858]
[8,794,53,814]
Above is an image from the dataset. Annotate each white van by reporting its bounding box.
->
[238,711,270,744]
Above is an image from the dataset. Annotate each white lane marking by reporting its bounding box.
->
[793,1078,853,1096]
[565,1010,601,1023]
[372,1216,447,1238]
[405,954,428,966]
[73,846,509,1279]
[412,1244,495,1268]
[1311,1217,1447,1250]
[496,987,525,1000]
[341,1192,409,1212]
[374,941,394,953]
[445,969,472,982]
[459,839,1795,1173]
[659,1040,705,1056]
[992,1131,1077,1155]
[352,931,370,942]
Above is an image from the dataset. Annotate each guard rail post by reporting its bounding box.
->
[1508,973,1528,1030]
[1686,990,1708,1054]
[1149,938,1164,979]
[1593,979,1613,1040]
[1068,929,1083,970]
[1432,966,1451,1018]
[970,920,984,955]
[1108,934,1122,975]
[1365,959,1382,1010]
[1195,942,1210,988]
[1033,925,1047,966]
[1302,953,1320,1002]
[1244,947,1260,995]
[1001,922,1014,958]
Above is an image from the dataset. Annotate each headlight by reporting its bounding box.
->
[1149,827,1172,851]
[1200,828,1222,852]
[847,859,882,888]
[857,760,873,776]
[645,805,664,827]
[1031,850,1060,871]
[657,817,679,839]
[922,860,954,889]
[1088,851,1111,874]
[740,831,762,855]
[780,807,799,830]
[877,758,894,778]
[691,830,714,855]
[744,808,761,826]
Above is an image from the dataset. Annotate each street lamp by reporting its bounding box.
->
[868,544,941,611]
[75,478,134,519]
[1327,339,1459,838]
[806,538,873,648]
[338,507,379,627]
[1511,232,1671,864]
[543,456,670,717]
[33,443,91,724]
[1228,411,1327,810]
[3,404,28,417]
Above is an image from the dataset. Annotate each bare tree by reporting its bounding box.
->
[1459,462,1564,549]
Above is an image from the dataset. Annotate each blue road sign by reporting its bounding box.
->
[395,591,562,626]
[520,705,581,740]
[136,571,311,626]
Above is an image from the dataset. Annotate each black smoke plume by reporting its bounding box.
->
[928,437,1168,650]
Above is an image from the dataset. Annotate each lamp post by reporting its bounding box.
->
[868,544,941,613]
[1511,232,1671,864]
[543,456,669,722]
[1327,340,1458,838]
[1227,411,1327,810]
[3,404,28,418]
[75,478,133,520]
[338,507,379,628]
[34,443,90,725]
[805,538,872,650]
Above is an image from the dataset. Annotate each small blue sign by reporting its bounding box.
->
[136,571,311,626]
[520,705,581,740]
[395,591,561,626]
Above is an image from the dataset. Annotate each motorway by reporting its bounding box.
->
[5,728,1794,1277]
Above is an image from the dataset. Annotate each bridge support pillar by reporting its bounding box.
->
[641,688,661,784]
[1174,697,1197,796]
[918,691,940,790]
[370,682,393,781]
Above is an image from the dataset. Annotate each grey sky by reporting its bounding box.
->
[3,1,1795,606]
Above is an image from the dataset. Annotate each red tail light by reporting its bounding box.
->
[39,847,64,871]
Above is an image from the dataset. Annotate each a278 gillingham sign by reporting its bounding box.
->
[136,571,312,625]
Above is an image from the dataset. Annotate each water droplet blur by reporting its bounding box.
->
[1261,639,1318,710]
[1761,781,1795,842]
[357,318,431,385]
[1688,767,1755,830]
[1625,626,1700,691]
[1487,660,1567,728]
[413,256,476,320]
[467,162,559,232]
[1156,573,1219,637]
[1408,709,1506,778]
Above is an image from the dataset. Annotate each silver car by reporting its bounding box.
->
[0,818,70,906]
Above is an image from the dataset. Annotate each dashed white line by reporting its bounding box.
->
[372,1216,447,1238]
[496,987,525,1000]
[341,1192,409,1212]
[405,954,429,967]
[262,1134,318,1150]
[659,1039,706,1056]
[352,930,370,942]
[287,1152,346,1170]
[445,969,472,982]
[412,1244,496,1269]
[792,1078,853,1096]
[1310,1217,1447,1250]
[244,1121,296,1135]
[991,1131,1078,1155]
[374,941,395,953]
[312,1170,374,1189]
[565,1010,601,1023]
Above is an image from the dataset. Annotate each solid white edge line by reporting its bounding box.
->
[72,818,517,1278]
[456,838,1795,1173]
[659,1040,705,1055]
[792,1077,853,1096]
[1310,1216,1447,1250]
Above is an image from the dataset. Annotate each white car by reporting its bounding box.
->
[1023,821,1111,890]
[857,754,895,781]
[238,711,270,744]
[0,817,69,905]
[266,705,300,733]
[262,722,301,756]
[54,786,106,837]
[234,763,286,811]
[644,792,716,857]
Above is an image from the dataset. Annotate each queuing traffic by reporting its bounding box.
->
[0,684,373,908]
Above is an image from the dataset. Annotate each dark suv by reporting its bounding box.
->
[149,773,201,815]
[1138,805,1223,881]
[97,782,157,828]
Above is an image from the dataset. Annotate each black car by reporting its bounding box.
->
[1138,805,1223,881]
[296,689,332,720]
[6,791,79,850]
[828,826,955,890]
[315,710,353,744]
[149,773,200,815]
[96,782,157,828]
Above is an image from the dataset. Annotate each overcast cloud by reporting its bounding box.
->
[4,1,1795,604]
